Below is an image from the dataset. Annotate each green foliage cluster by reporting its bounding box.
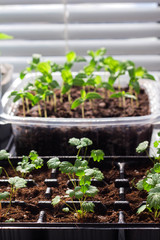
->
[0,149,43,221]
[9,48,155,118]
[47,137,104,219]
[136,132,160,219]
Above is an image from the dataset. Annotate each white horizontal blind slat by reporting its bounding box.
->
[1,0,160,4]
[68,23,160,39]
[0,0,61,4]
[68,0,160,3]
[67,39,160,55]
[0,40,66,56]
[1,23,160,40]
[0,5,64,23]
[0,24,65,40]
[68,5,160,23]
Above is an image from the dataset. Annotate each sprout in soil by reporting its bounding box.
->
[110,91,136,108]
[71,89,102,118]
[16,150,44,178]
[136,132,160,219]
[47,137,104,220]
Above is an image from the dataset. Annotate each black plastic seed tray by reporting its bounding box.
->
[0,156,160,240]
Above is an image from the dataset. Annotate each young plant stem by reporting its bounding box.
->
[5,188,13,217]
[25,98,30,112]
[8,158,17,176]
[89,99,93,110]
[129,86,134,108]
[38,103,42,117]
[67,173,77,188]
[2,167,10,179]
[135,92,139,107]
[0,202,2,219]
[22,97,26,117]
[44,101,47,118]
[81,102,85,118]
[107,90,110,98]
[67,90,72,104]
[122,96,126,109]
[54,93,57,112]
[46,96,49,103]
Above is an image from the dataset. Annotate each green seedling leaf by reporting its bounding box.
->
[136,141,149,153]
[37,62,51,75]
[75,190,84,199]
[136,179,144,191]
[61,69,73,84]
[84,65,95,76]
[8,176,27,189]
[71,98,84,109]
[73,78,85,87]
[154,141,160,148]
[66,51,76,62]
[85,185,98,197]
[69,138,81,146]
[20,70,28,79]
[154,163,160,173]
[91,149,104,162]
[59,161,74,174]
[84,169,95,177]
[0,167,2,175]
[62,207,70,213]
[0,150,10,160]
[147,187,160,209]
[32,54,41,64]
[5,218,15,222]
[137,204,147,214]
[52,196,61,206]
[0,33,13,39]
[102,82,115,92]
[86,92,102,100]
[75,56,86,62]
[66,189,75,198]
[110,92,122,98]
[0,191,10,201]
[47,157,61,169]
[82,201,95,212]
[76,138,93,149]
[93,168,104,181]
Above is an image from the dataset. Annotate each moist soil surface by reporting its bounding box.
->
[15,87,150,118]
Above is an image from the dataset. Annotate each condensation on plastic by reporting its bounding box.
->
[1,72,160,156]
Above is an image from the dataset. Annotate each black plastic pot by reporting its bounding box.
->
[1,156,160,240]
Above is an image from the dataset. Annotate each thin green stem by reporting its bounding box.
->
[81,102,85,118]
[22,97,26,117]
[44,101,47,118]
[38,102,42,117]
[8,158,17,175]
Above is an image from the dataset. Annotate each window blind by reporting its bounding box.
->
[0,1,160,73]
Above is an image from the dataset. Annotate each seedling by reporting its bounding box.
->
[110,91,136,108]
[0,191,10,219]
[0,150,16,175]
[16,150,44,178]
[47,137,104,219]
[136,132,160,219]
[71,89,102,118]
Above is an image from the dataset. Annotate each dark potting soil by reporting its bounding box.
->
[15,87,150,118]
